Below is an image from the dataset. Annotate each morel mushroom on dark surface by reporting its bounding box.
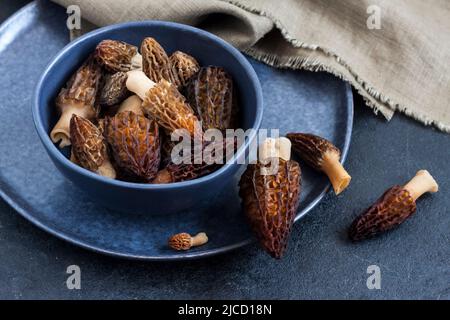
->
[104,111,160,182]
[239,138,302,259]
[287,133,351,195]
[349,170,438,241]
[168,232,208,251]
[169,51,200,87]
[126,70,202,137]
[70,114,116,179]
[185,66,234,132]
[95,40,141,72]
[99,71,130,107]
[141,37,179,85]
[51,56,102,148]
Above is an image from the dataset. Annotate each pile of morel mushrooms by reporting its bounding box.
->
[51,38,237,183]
[49,38,439,260]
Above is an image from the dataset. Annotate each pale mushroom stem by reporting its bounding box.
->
[96,158,117,179]
[191,232,208,247]
[51,106,87,148]
[117,95,144,115]
[258,137,291,163]
[131,53,143,70]
[321,150,351,195]
[126,70,155,100]
[258,137,292,175]
[403,170,438,201]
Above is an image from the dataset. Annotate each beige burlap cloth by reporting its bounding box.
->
[54,0,450,132]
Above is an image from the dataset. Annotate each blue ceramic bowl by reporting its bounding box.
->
[33,21,263,214]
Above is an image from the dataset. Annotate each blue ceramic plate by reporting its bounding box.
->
[0,0,353,260]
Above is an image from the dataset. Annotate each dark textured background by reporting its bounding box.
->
[0,0,448,299]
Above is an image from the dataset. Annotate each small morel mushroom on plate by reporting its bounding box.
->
[126,70,202,137]
[169,51,200,87]
[51,56,102,148]
[168,232,208,251]
[153,138,237,184]
[116,95,143,115]
[286,133,351,195]
[239,137,302,259]
[70,114,116,179]
[349,170,438,241]
[141,37,179,85]
[104,111,160,182]
[95,40,141,72]
[99,71,130,107]
[185,66,234,132]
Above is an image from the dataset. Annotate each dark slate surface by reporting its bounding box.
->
[0,1,448,300]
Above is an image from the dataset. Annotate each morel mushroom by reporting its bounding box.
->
[95,40,141,72]
[141,37,179,85]
[116,95,143,115]
[153,138,237,184]
[287,133,351,195]
[70,115,116,179]
[160,128,178,167]
[99,72,130,107]
[349,170,438,241]
[168,232,208,251]
[169,51,200,87]
[104,111,160,182]
[126,70,202,137]
[185,66,234,131]
[153,157,219,184]
[51,56,102,148]
[239,138,301,259]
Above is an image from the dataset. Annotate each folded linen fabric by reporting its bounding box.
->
[54,0,450,132]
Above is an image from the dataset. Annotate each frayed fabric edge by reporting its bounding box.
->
[225,0,450,133]
[244,47,391,119]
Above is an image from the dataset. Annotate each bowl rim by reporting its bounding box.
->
[32,20,263,190]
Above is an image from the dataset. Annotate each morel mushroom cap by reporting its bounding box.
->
[95,40,139,72]
[160,128,178,167]
[185,66,234,131]
[141,37,179,85]
[126,70,202,138]
[51,56,102,148]
[287,133,351,195]
[239,159,302,259]
[153,138,237,184]
[70,114,116,179]
[153,161,219,184]
[104,111,160,182]
[239,137,302,259]
[99,71,130,107]
[349,170,438,241]
[169,51,200,87]
[168,232,208,251]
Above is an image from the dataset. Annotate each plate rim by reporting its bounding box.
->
[0,0,353,261]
